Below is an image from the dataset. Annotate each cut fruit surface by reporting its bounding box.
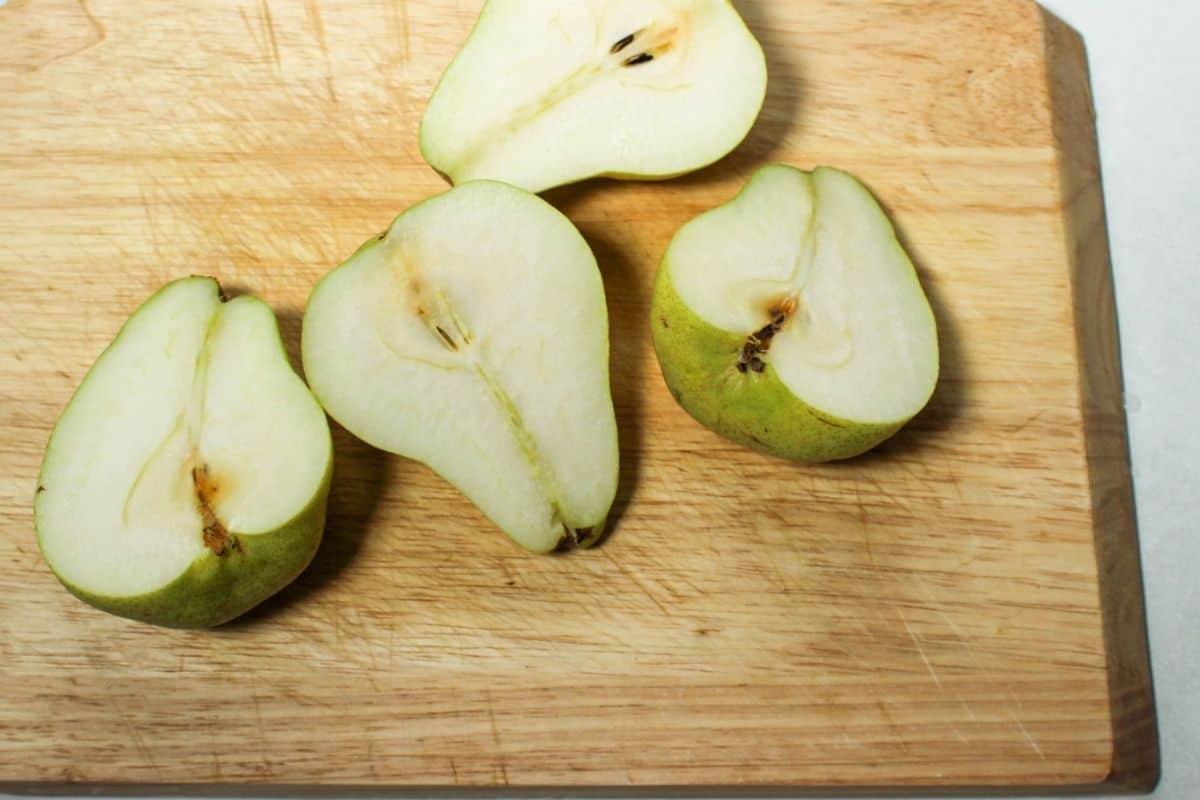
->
[35,278,332,627]
[302,181,619,553]
[420,0,767,193]
[653,165,940,462]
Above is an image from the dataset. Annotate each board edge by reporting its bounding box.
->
[1039,6,1161,795]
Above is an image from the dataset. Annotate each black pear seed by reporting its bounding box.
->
[611,33,636,54]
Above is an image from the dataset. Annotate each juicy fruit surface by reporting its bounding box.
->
[35,278,332,618]
[653,165,939,460]
[302,181,619,553]
[421,0,767,193]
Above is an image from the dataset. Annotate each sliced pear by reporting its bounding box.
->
[652,165,940,462]
[302,181,619,553]
[420,0,767,193]
[35,278,333,628]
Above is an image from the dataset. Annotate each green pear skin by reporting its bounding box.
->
[652,165,939,463]
[48,493,329,628]
[652,273,900,462]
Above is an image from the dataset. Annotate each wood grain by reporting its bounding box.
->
[0,0,1157,792]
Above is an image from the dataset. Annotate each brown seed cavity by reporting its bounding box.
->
[737,294,800,375]
[403,271,469,353]
[616,19,682,68]
[770,295,799,320]
[192,464,234,557]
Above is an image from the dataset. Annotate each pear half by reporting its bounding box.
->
[302,181,619,553]
[420,0,767,193]
[652,165,940,462]
[35,278,333,628]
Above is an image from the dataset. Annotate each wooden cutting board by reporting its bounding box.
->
[0,0,1157,792]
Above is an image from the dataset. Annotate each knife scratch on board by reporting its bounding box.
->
[1017,719,1047,760]
[238,0,283,75]
[898,606,943,689]
[304,0,338,103]
[258,0,282,73]
[485,694,510,785]
[105,693,162,779]
[390,0,411,62]
[13,0,106,73]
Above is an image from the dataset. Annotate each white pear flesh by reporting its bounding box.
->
[420,0,767,193]
[35,278,333,627]
[652,165,940,462]
[302,181,619,553]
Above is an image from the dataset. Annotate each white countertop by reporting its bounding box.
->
[18,1,1197,797]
